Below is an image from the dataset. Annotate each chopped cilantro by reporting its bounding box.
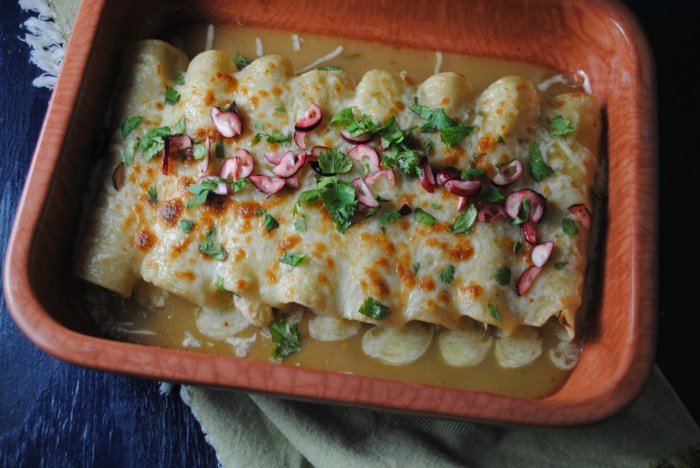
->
[430,203,442,210]
[198,227,227,260]
[254,121,265,131]
[562,217,579,236]
[412,262,420,275]
[139,126,171,161]
[122,138,136,165]
[121,116,142,138]
[488,303,502,321]
[293,216,306,232]
[439,265,455,284]
[186,178,249,208]
[359,296,391,320]
[440,123,475,147]
[318,177,358,233]
[378,209,401,227]
[449,204,478,234]
[254,208,266,216]
[511,198,530,226]
[280,252,306,267]
[415,208,436,226]
[329,107,356,127]
[263,213,280,231]
[234,53,252,70]
[497,135,505,145]
[147,186,157,204]
[528,143,553,182]
[172,116,186,135]
[192,142,207,160]
[215,140,225,159]
[549,115,577,136]
[554,261,568,270]
[482,186,505,203]
[495,267,511,285]
[269,320,301,360]
[274,106,286,112]
[179,219,193,234]
[174,72,185,85]
[409,101,473,147]
[165,86,180,105]
[513,240,522,254]
[215,275,230,292]
[264,132,288,143]
[461,162,485,180]
[317,149,353,174]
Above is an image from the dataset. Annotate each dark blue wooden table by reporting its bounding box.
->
[1,0,697,465]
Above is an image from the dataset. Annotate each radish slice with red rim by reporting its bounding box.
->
[504,188,547,222]
[264,150,290,165]
[348,144,381,170]
[112,163,125,191]
[363,168,395,186]
[477,203,507,222]
[445,179,481,197]
[435,167,461,186]
[211,105,242,138]
[272,151,307,178]
[197,175,229,195]
[492,159,524,186]
[161,137,171,175]
[233,149,254,179]
[293,130,307,150]
[295,103,322,131]
[249,175,286,195]
[457,196,469,212]
[517,265,543,296]
[352,178,378,207]
[568,204,592,230]
[521,222,537,244]
[531,241,553,267]
[341,130,373,144]
[419,157,436,193]
[219,158,238,181]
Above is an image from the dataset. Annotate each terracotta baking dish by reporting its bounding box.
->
[3,0,656,425]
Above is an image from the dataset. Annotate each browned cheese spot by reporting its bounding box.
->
[278,234,302,253]
[175,270,196,281]
[234,247,247,262]
[458,283,482,300]
[158,199,184,227]
[134,228,156,252]
[419,277,436,291]
[477,135,497,154]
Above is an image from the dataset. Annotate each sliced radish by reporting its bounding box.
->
[435,167,461,186]
[419,157,436,193]
[161,137,171,175]
[531,241,554,267]
[309,145,330,161]
[492,159,524,186]
[285,175,300,189]
[341,130,372,144]
[363,168,396,186]
[197,175,228,195]
[568,204,592,230]
[272,151,307,178]
[233,148,255,179]
[445,179,481,197]
[348,144,381,170]
[295,103,322,131]
[169,134,192,153]
[398,203,412,216]
[352,177,378,207]
[112,163,125,191]
[477,203,507,222]
[198,137,211,174]
[211,105,242,138]
[521,222,537,244]
[249,175,286,195]
[264,150,289,165]
[457,196,469,212]
[293,130,307,150]
[517,265,543,296]
[504,188,547,223]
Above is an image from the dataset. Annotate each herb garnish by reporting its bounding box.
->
[562,218,579,236]
[121,116,143,138]
[280,252,306,267]
[513,240,522,255]
[179,219,193,234]
[439,265,455,284]
[165,86,180,105]
[172,116,186,135]
[412,262,420,275]
[293,215,306,232]
[488,303,502,321]
[449,204,477,234]
[234,53,252,70]
[528,143,553,182]
[317,176,358,233]
[122,138,136,165]
[269,320,301,360]
[140,126,172,161]
[215,275,230,292]
[198,227,227,260]
[549,115,577,136]
[511,198,530,226]
[415,208,436,226]
[174,72,185,85]
[554,261,568,270]
[378,209,401,228]
[359,296,391,320]
[317,149,353,174]
[186,178,249,208]
[263,213,279,231]
[495,267,511,285]
[147,186,157,204]
[496,135,506,145]
[215,140,225,159]
[409,101,474,147]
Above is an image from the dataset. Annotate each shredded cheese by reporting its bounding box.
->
[297,46,344,73]
[204,23,214,51]
[434,51,443,75]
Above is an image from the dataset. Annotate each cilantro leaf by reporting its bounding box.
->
[378,209,401,227]
[358,296,391,320]
[329,107,356,127]
[147,186,157,204]
[409,103,457,132]
[415,208,436,226]
[412,262,420,275]
[121,116,142,138]
[165,87,180,105]
[215,275,230,293]
[264,132,288,143]
[269,320,301,360]
[497,135,506,145]
[549,115,577,136]
[293,216,306,232]
[495,267,511,285]
[482,186,505,203]
[449,204,477,234]
[180,219,193,234]
[172,116,186,135]
[234,53,252,70]
[511,197,530,226]
[317,149,353,174]
[198,226,227,260]
[139,126,171,161]
[513,240,522,255]
[439,265,455,284]
[122,138,136,165]
[562,217,579,236]
[174,72,185,85]
[554,261,568,270]
[263,213,279,231]
[528,143,553,182]
[488,303,502,321]
[215,140,225,159]
[192,142,207,160]
[440,123,474,147]
[280,252,306,266]
[319,178,358,233]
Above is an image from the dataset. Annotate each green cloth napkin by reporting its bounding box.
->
[181,366,699,467]
[29,1,700,466]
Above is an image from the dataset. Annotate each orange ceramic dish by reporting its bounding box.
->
[3,0,656,425]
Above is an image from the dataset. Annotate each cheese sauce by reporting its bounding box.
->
[82,24,594,398]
